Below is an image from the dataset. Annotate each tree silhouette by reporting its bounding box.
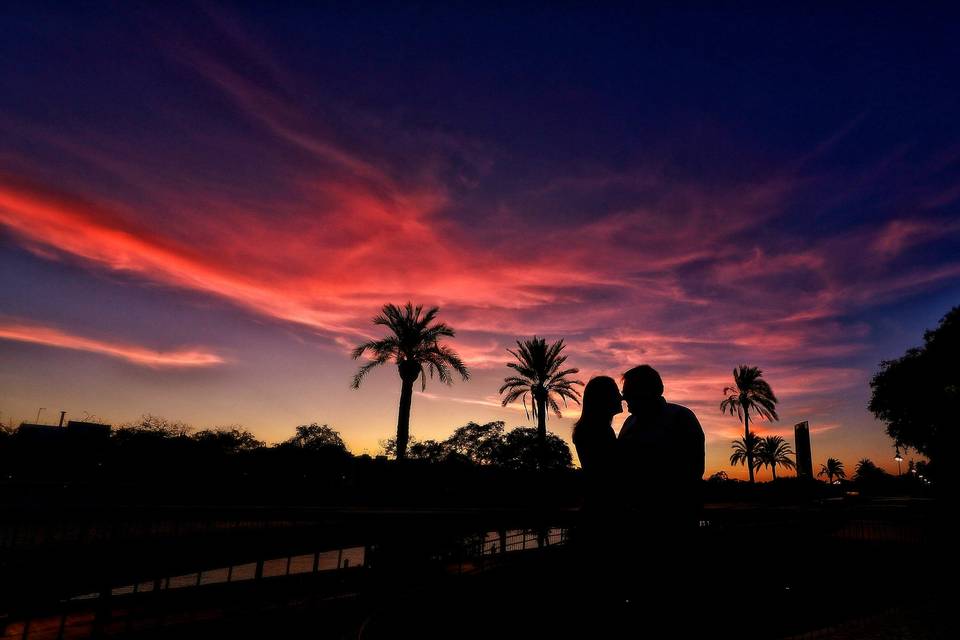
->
[854,458,875,478]
[444,420,505,465]
[351,303,470,460]
[818,458,846,484]
[280,423,346,452]
[407,439,450,463]
[754,435,796,480]
[116,414,192,440]
[869,305,959,480]
[729,432,762,477]
[853,458,889,483]
[720,365,779,483]
[193,427,264,453]
[498,337,582,470]
[490,427,573,471]
[707,470,730,483]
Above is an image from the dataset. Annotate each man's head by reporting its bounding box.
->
[621,365,664,415]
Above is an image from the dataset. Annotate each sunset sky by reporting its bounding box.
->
[2,4,959,478]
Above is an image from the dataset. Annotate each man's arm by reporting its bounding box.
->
[681,407,705,480]
[693,414,705,480]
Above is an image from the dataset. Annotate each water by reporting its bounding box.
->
[72,545,366,602]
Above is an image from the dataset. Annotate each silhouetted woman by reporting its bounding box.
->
[569,376,624,617]
[571,376,623,547]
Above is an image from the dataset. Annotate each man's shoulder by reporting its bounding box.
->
[617,414,636,439]
[663,401,695,417]
[664,402,703,429]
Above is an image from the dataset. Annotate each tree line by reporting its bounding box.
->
[4,302,950,489]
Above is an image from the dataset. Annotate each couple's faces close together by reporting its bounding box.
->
[606,386,624,418]
[583,368,665,422]
[621,380,662,416]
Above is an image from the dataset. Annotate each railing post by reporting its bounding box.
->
[57,610,67,640]
[313,551,320,573]
[57,611,67,640]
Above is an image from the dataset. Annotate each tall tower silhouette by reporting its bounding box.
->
[794,421,813,478]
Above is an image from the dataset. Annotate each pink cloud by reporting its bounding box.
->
[871,217,960,258]
[0,320,223,367]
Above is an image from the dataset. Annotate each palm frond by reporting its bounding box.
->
[351,356,388,389]
[499,336,584,422]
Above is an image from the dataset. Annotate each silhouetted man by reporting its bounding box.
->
[617,365,704,624]
[617,365,704,540]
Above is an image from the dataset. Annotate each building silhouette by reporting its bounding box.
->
[16,420,111,443]
[794,421,813,478]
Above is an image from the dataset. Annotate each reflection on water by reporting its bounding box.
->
[70,530,565,603]
[74,545,366,602]
[475,528,566,554]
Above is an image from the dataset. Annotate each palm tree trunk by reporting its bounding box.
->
[535,390,547,471]
[772,465,777,481]
[396,373,416,461]
[744,410,755,483]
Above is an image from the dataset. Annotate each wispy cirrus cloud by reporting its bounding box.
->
[0,320,223,367]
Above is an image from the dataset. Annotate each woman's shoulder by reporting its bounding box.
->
[575,424,616,444]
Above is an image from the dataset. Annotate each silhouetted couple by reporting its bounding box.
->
[571,365,705,617]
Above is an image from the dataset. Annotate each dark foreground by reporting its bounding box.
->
[1,497,951,639]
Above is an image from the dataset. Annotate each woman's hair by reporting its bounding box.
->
[573,375,620,438]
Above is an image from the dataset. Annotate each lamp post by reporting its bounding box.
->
[894,446,903,477]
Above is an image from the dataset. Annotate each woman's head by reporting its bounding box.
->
[574,376,623,434]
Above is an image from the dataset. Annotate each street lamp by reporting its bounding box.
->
[894,446,903,477]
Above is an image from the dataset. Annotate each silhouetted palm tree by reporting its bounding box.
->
[351,302,469,460]
[499,337,583,470]
[720,365,779,483]
[729,432,762,477]
[818,458,846,484]
[755,435,796,480]
[854,458,876,478]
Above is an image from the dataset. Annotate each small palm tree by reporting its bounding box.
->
[818,458,846,484]
[351,303,469,460]
[755,435,796,480]
[730,432,762,477]
[854,458,877,479]
[720,365,779,483]
[499,336,583,470]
